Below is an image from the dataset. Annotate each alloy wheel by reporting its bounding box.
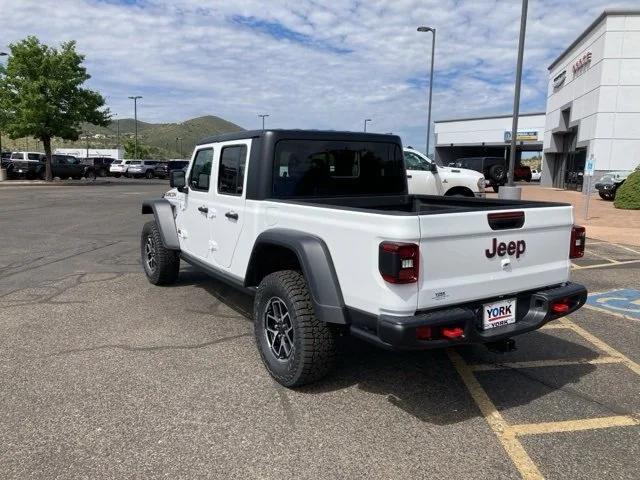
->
[145,235,157,273]
[264,297,294,360]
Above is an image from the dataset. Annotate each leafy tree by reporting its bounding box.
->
[614,170,640,210]
[0,37,110,180]
[123,139,155,159]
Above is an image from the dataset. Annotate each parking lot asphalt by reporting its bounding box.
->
[1,183,638,480]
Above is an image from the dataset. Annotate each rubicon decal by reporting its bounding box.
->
[485,238,526,259]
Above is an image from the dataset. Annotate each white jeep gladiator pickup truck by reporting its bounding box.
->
[141,130,587,387]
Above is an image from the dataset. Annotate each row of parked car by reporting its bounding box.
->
[0,151,188,180]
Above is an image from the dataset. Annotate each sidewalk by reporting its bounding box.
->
[491,184,640,246]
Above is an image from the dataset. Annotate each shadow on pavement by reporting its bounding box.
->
[179,265,599,426]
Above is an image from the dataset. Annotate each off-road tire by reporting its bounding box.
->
[141,221,180,285]
[489,164,506,183]
[254,270,337,387]
[145,170,154,179]
[85,170,96,181]
[492,183,500,193]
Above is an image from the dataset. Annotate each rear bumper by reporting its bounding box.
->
[349,282,587,350]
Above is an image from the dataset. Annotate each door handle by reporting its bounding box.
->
[198,206,208,214]
[407,175,412,178]
[225,211,239,220]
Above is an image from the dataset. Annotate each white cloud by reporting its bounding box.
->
[1,0,638,150]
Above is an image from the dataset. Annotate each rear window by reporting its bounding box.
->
[112,160,122,165]
[272,140,405,198]
[28,153,43,160]
[11,153,22,159]
[130,161,142,165]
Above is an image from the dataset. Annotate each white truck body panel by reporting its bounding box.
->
[169,135,575,318]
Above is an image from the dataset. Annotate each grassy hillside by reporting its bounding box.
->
[1,115,245,159]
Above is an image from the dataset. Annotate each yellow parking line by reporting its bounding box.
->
[572,259,640,270]
[447,349,544,480]
[584,249,618,263]
[564,319,640,376]
[610,243,640,255]
[512,415,639,436]
[583,304,639,322]
[468,356,623,372]
[540,322,573,330]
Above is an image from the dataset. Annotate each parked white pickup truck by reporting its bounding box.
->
[141,130,587,387]
[404,147,485,197]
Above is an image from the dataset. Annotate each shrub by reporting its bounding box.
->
[614,170,640,210]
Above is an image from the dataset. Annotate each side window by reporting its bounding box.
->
[189,148,213,191]
[218,145,247,196]
[404,152,429,171]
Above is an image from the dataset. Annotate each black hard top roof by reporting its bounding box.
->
[196,129,402,146]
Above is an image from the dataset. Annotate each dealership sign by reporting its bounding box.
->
[504,130,539,142]
[553,70,566,90]
[573,52,592,74]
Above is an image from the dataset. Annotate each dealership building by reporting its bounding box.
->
[433,9,640,190]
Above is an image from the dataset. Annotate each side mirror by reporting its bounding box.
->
[170,170,186,192]
[429,161,438,173]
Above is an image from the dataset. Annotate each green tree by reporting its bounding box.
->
[123,139,152,159]
[0,37,110,181]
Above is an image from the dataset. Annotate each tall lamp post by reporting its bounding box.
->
[0,52,7,179]
[364,118,372,132]
[501,0,528,200]
[128,96,142,159]
[417,26,436,157]
[258,114,269,131]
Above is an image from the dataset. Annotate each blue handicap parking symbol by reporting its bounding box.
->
[587,289,640,319]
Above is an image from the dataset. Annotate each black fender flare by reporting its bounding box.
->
[246,229,347,325]
[141,199,180,250]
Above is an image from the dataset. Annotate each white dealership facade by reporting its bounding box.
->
[434,10,640,190]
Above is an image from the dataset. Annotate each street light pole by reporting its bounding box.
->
[176,137,183,158]
[364,119,372,132]
[0,52,8,180]
[417,26,436,157]
[502,0,528,199]
[128,96,142,159]
[258,114,269,131]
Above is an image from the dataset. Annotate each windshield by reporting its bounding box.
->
[10,153,22,159]
[112,160,122,165]
[272,139,405,198]
[129,161,142,165]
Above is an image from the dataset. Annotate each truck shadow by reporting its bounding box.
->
[182,268,599,426]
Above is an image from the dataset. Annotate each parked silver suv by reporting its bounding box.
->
[127,160,159,179]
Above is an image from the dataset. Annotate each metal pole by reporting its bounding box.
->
[426,29,436,157]
[258,114,269,131]
[134,99,138,160]
[116,118,120,148]
[364,119,371,132]
[507,0,528,187]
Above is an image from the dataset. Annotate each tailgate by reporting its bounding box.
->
[417,206,573,310]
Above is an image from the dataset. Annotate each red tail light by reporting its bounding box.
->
[550,300,571,314]
[379,242,419,284]
[441,326,464,339]
[570,225,586,259]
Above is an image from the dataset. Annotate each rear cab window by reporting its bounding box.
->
[272,139,405,198]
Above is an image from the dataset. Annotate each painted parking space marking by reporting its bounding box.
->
[587,289,640,320]
[448,311,640,479]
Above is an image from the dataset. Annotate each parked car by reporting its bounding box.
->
[10,153,96,180]
[154,160,189,179]
[514,164,532,182]
[594,171,632,201]
[1,151,12,169]
[141,129,587,387]
[7,152,46,179]
[531,169,542,181]
[109,159,130,177]
[403,148,485,197]
[126,160,159,178]
[454,157,507,192]
[82,156,116,177]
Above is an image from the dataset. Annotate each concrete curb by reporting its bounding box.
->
[0,179,168,187]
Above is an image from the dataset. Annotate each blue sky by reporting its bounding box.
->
[1,0,638,151]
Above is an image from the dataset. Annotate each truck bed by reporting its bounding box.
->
[274,194,568,215]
